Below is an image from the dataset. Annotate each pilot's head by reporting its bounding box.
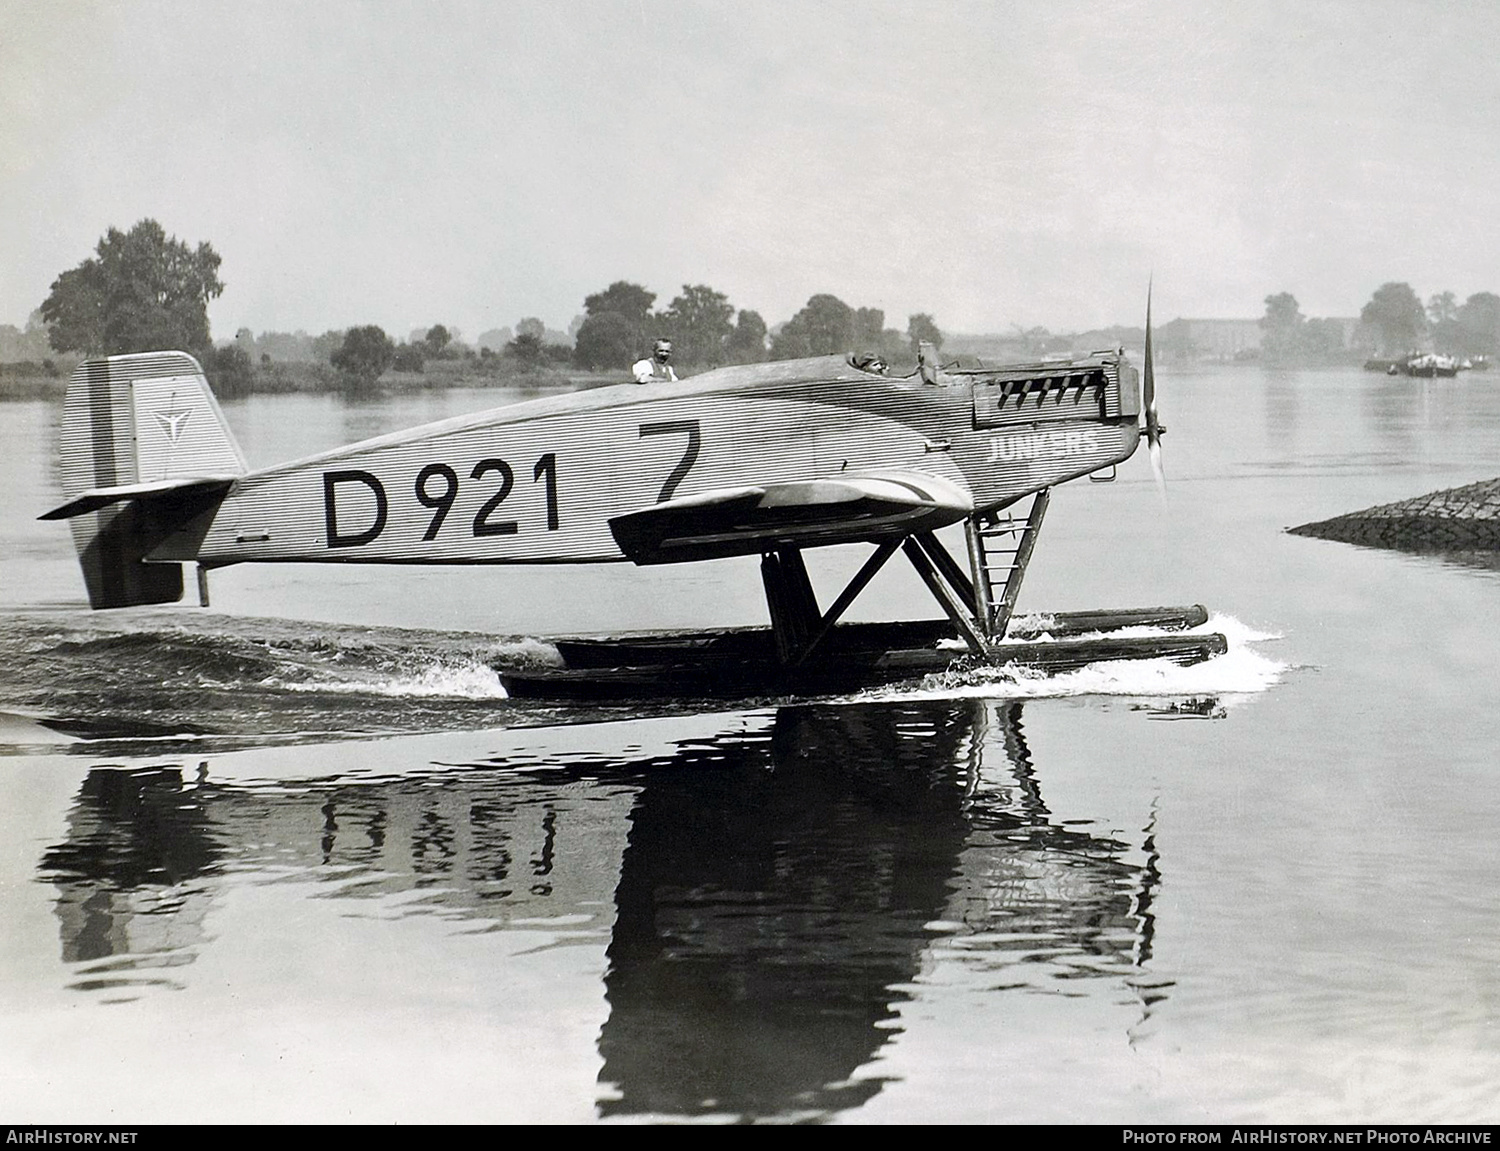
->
[653,339,672,363]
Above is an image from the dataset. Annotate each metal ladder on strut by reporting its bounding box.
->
[964,488,1050,641]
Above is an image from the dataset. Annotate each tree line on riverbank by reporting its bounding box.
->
[1256,284,1500,364]
[14,219,949,394]
[18,219,1500,393]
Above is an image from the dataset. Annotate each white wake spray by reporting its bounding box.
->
[861,614,1286,704]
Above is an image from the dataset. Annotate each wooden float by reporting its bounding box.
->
[499,605,1226,700]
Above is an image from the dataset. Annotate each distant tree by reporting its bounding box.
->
[1261,292,1303,329]
[0,311,55,361]
[907,313,943,356]
[853,307,885,348]
[1426,291,1461,354]
[1360,282,1426,355]
[515,317,546,340]
[423,324,452,358]
[771,294,855,359]
[476,327,513,353]
[1013,324,1056,356]
[658,284,735,370]
[40,219,224,359]
[0,324,25,361]
[1259,292,1306,361]
[1457,292,1500,358]
[572,311,637,370]
[584,281,655,323]
[330,325,394,385]
[877,327,911,366]
[253,330,320,361]
[505,331,546,368]
[41,264,106,356]
[391,343,426,372]
[801,295,856,354]
[312,330,345,363]
[209,344,255,396]
[724,309,768,364]
[1302,317,1349,359]
[581,281,657,366]
[766,323,802,360]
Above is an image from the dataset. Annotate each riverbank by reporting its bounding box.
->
[0,358,626,399]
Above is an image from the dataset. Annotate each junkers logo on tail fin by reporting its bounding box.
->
[987,427,1102,463]
[154,400,192,446]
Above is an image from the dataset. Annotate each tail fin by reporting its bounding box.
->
[44,351,246,609]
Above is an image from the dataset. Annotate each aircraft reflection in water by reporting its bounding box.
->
[39,699,1165,1121]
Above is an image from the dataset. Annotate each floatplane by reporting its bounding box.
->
[42,303,1225,698]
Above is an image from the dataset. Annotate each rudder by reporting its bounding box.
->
[53,351,247,608]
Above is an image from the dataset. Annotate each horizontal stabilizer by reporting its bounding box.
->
[610,469,973,564]
[40,475,238,521]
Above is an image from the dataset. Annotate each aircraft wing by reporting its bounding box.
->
[608,468,974,564]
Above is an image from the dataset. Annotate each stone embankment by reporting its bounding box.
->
[1290,477,1500,550]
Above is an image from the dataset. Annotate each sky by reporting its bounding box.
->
[4,0,1500,341]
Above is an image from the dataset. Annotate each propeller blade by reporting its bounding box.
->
[1143,281,1156,438]
[1142,279,1166,499]
[1148,435,1166,499]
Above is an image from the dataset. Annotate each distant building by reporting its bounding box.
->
[1157,318,1262,361]
[950,314,1371,367]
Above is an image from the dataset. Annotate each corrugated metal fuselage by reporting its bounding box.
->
[173,355,1142,568]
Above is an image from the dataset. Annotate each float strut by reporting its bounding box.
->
[901,537,989,656]
[910,531,977,615]
[762,540,904,667]
[791,539,902,666]
[761,548,819,664]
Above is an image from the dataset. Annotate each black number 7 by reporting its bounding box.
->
[638,419,701,502]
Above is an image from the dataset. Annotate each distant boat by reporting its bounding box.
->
[1402,353,1460,378]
